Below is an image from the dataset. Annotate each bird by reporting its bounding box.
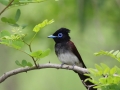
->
[48,28,96,90]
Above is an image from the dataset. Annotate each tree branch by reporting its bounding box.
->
[0,0,14,15]
[0,63,89,83]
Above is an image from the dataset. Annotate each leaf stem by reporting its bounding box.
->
[0,0,14,15]
[22,38,38,68]
[22,40,29,46]
[18,49,38,68]
[29,33,37,45]
[22,39,38,68]
[28,42,38,68]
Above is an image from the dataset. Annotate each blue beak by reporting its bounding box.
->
[48,35,58,38]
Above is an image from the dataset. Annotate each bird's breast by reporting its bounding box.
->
[57,52,83,67]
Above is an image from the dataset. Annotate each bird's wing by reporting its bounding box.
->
[67,41,86,68]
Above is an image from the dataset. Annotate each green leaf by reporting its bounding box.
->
[1,17,8,23]
[110,67,117,75]
[47,19,54,24]
[95,64,103,71]
[114,77,120,83]
[12,40,24,49]
[30,50,43,58]
[15,9,21,22]
[15,60,33,67]
[94,52,99,56]
[0,30,11,38]
[7,18,16,24]
[1,17,17,25]
[21,60,27,67]
[99,78,107,84]
[100,63,109,69]
[105,51,109,55]
[33,25,40,32]
[15,60,22,66]
[30,49,50,59]
[113,50,119,55]
[96,70,103,76]
[0,39,10,46]
[27,62,33,67]
[11,23,19,27]
[88,68,97,75]
[107,76,113,84]
[33,19,54,32]
[14,0,19,3]
[103,67,110,75]
[21,24,27,29]
[117,52,120,58]
[94,50,104,56]
[0,0,9,5]
[40,49,50,58]
[85,78,98,84]
[94,85,103,89]
[109,50,114,54]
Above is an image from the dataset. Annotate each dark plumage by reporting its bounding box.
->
[48,28,96,90]
[52,28,70,43]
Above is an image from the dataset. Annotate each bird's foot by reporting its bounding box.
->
[67,65,75,70]
[60,63,65,68]
[66,65,75,70]
[72,65,75,70]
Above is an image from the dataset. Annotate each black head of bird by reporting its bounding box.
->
[48,28,70,43]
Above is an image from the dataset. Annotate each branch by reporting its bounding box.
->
[0,63,89,83]
[0,0,14,15]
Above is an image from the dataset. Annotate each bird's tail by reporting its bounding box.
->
[77,72,97,90]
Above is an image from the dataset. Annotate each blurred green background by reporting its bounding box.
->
[0,0,120,90]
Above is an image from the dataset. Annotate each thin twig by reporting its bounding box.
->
[29,33,37,45]
[18,49,38,68]
[0,0,14,15]
[0,63,89,83]
[28,44,32,52]
[23,39,38,68]
[22,40,29,46]
[31,57,38,68]
[28,44,38,68]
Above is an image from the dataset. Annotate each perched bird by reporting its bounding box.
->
[48,28,96,90]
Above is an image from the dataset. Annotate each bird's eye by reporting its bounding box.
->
[58,33,63,38]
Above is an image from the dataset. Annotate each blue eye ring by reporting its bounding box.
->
[58,33,63,38]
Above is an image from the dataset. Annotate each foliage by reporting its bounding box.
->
[15,60,33,67]
[33,19,54,32]
[95,50,120,62]
[0,7,54,67]
[30,49,51,60]
[0,0,47,6]
[1,9,21,27]
[86,50,120,90]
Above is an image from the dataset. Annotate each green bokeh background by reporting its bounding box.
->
[0,0,120,90]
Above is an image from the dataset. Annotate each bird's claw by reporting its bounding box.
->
[60,63,65,68]
[72,65,75,70]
